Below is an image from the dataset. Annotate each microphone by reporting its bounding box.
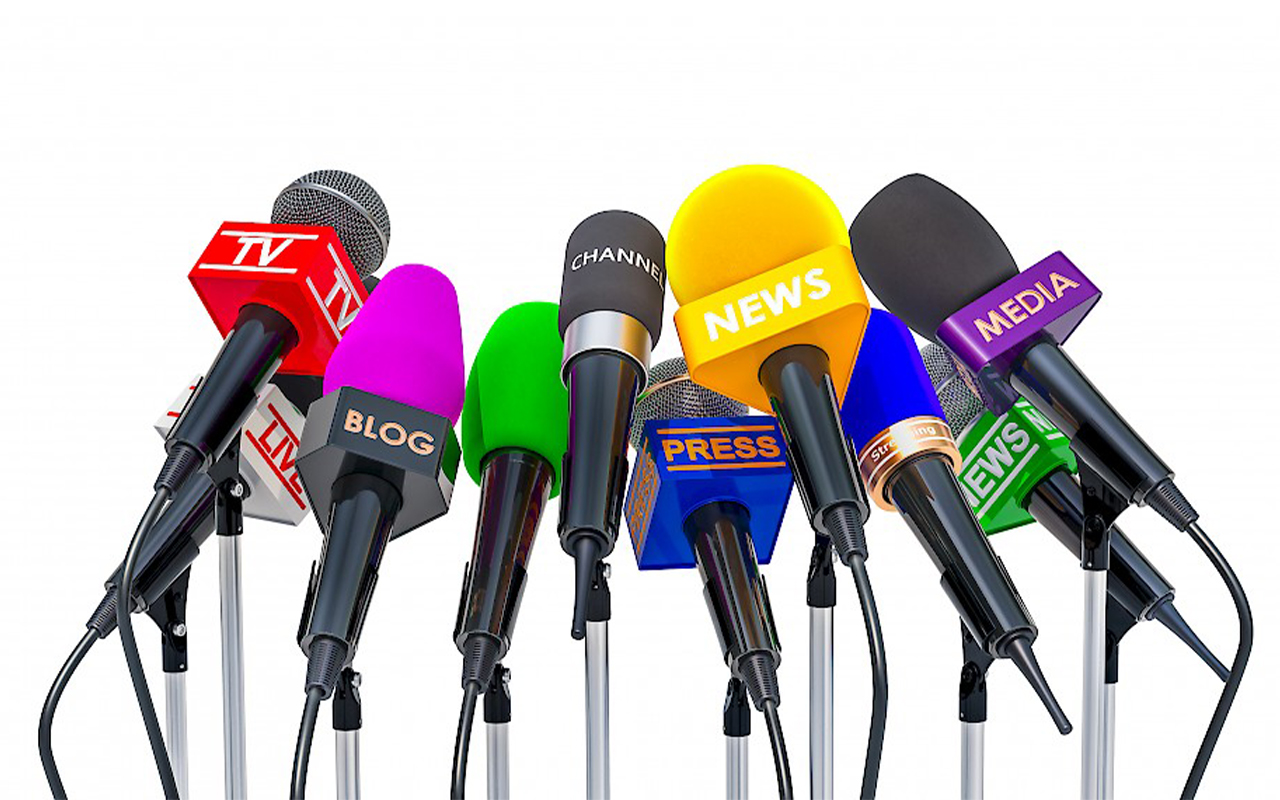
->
[666,164,882,796]
[158,170,388,495]
[921,344,1228,680]
[847,174,1192,530]
[557,210,666,639]
[624,357,795,798]
[288,263,463,797]
[449,301,567,798]
[842,309,1072,734]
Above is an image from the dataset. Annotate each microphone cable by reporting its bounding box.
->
[761,698,794,799]
[290,686,325,799]
[38,589,118,799]
[116,484,179,799]
[1180,520,1252,798]
[824,506,888,799]
[451,634,500,799]
[450,682,482,799]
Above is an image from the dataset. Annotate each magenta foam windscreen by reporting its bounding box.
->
[322,263,465,422]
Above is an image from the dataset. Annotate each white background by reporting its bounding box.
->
[1,2,1277,798]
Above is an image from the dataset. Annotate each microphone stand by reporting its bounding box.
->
[333,667,362,800]
[147,569,191,800]
[724,678,750,800]
[958,625,994,800]
[584,560,612,799]
[485,664,512,800]
[1100,597,1137,800]
[806,537,836,800]
[213,442,249,800]
[1077,462,1124,800]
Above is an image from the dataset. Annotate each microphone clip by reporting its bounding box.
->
[1078,459,1127,571]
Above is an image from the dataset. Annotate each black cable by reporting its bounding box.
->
[761,698,794,800]
[1181,521,1252,799]
[39,629,98,799]
[290,686,325,800]
[849,553,888,800]
[116,487,179,799]
[451,682,482,799]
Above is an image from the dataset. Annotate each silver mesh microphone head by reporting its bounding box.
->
[629,357,747,448]
[921,343,987,434]
[271,170,390,279]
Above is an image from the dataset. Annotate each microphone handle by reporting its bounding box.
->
[169,303,299,464]
[757,345,870,545]
[887,454,1036,656]
[558,350,639,558]
[299,473,401,656]
[1009,338,1172,505]
[685,501,780,673]
[455,449,555,655]
[1025,469,1175,622]
[106,472,218,610]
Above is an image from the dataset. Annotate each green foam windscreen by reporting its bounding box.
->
[461,302,569,495]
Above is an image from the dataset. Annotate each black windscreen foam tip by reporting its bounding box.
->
[559,210,667,344]
[848,174,1020,341]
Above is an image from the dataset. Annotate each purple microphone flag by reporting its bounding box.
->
[936,252,1101,374]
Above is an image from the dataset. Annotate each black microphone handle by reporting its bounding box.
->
[299,474,401,657]
[106,472,218,611]
[1009,339,1173,506]
[454,449,555,657]
[167,303,299,471]
[888,454,1036,656]
[757,344,871,560]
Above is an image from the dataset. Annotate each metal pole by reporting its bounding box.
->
[806,537,836,800]
[585,618,610,799]
[219,532,248,799]
[487,723,510,800]
[1081,569,1107,800]
[333,730,361,800]
[960,721,984,800]
[165,672,189,800]
[726,735,748,800]
[809,606,833,800]
[1101,683,1116,799]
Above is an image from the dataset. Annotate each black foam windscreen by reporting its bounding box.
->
[848,174,1019,341]
[558,210,666,343]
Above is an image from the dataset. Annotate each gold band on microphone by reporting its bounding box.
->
[856,416,961,511]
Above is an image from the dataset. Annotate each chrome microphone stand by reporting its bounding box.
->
[213,444,249,800]
[724,677,750,800]
[584,561,611,799]
[806,538,835,800]
[485,664,512,800]
[148,569,191,800]
[333,667,362,800]
[958,625,994,800]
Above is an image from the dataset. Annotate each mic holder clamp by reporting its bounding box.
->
[1078,460,1126,572]
[724,677,751,738]
[586,561,612,624]
[959,625,995,724]
[333,668,362,732]
[212,441,248,540]
[1105,596,1138,687]
[145,568,191,674]
[806,536,837,609]
[484,664,512,725]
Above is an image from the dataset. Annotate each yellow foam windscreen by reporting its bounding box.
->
[666,165,870,412]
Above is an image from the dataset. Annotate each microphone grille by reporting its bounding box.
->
[629,357,747,449]
[272,170,390,279]
[921,343,987,434]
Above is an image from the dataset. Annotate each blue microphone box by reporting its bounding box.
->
[624,415,794,570]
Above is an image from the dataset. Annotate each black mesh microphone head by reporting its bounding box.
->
[272,170,391,279]
[920,343,987,434]
[559,210,667,344]
[629,357,746,449]
[849,174,1019,341]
